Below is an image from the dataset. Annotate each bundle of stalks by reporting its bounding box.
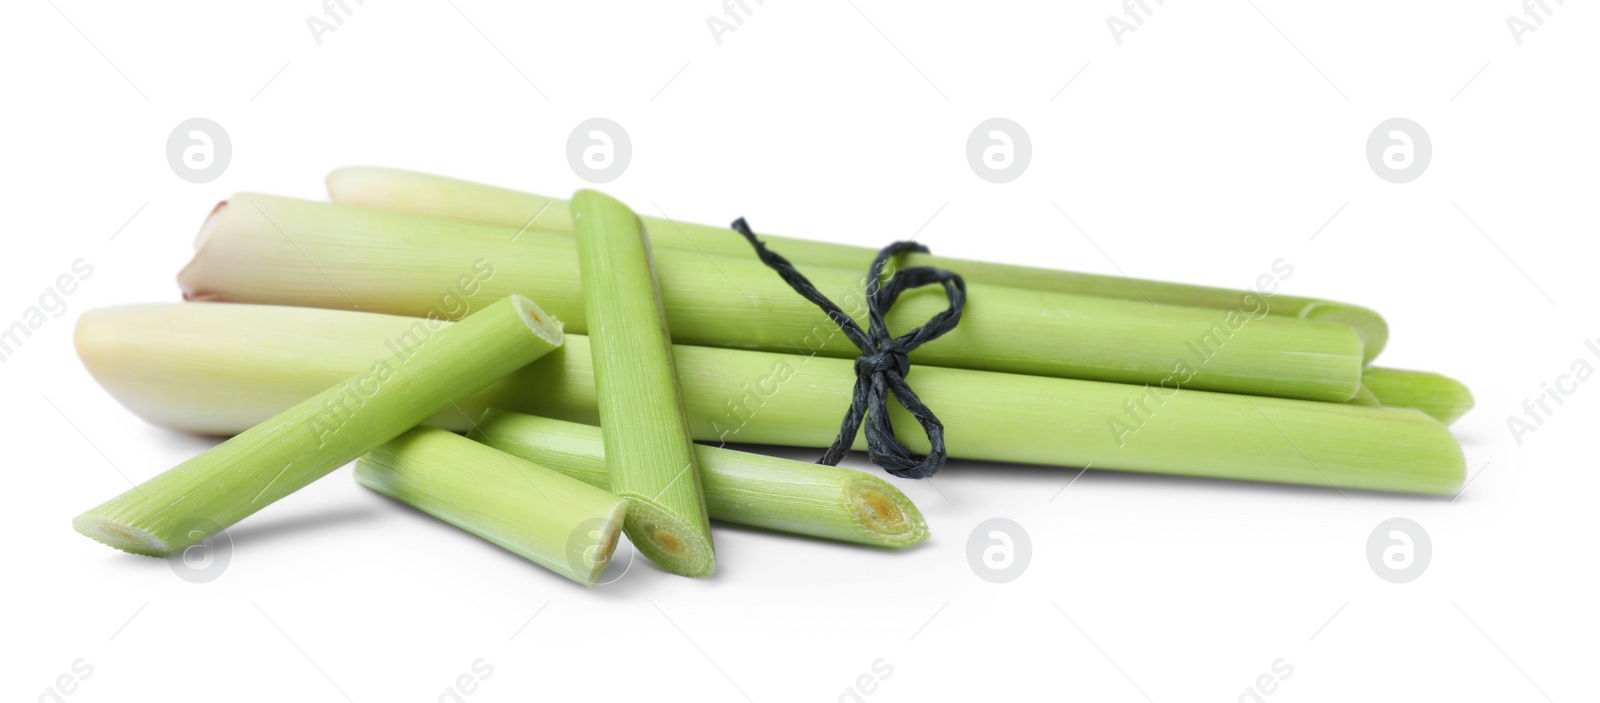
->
[66,176,1473,586]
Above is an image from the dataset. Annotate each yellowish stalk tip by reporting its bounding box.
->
[849,477,928,547]
[72,514,168,557]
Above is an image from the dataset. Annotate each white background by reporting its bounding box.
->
[3,1,1595,701]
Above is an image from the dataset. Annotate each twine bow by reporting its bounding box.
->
[731,218,966,479]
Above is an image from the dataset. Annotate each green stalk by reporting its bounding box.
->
[1347,385,1381,407]
[471,411,927,548]
[79,304,1464,495]
[327,166,1390,362]
[177,193,1366,402]
[72,296,562,556]
[358,427,627,587]
[571,190,713,578]
[1362,367,1474,425]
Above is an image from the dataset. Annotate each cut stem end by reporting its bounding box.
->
[510,294,564,347]
[576,500,628,587]
[71,514,169,557]
[849,478,929,548]
[621,497,716,578]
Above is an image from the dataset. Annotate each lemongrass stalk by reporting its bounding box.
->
[358,427,626,586]
[79,304,1464,495]
[178,193,1366,402]
[72,296,562,556]
[571,190,713,577]
[471,410,927,548]
[1362,367,1474,425]
[327,166,1390,362]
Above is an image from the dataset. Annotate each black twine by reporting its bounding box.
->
[730,218,966,479]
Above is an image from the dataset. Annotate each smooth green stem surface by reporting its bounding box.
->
[571,190,713,578]
[1347,385,1381,407]
[1362,367,1474,425]
[73,296,562,556]
[327,166,1390,362]
[358,427,627,587]
[470,411,928,548]
[178,193,1367,402]
[79,304,1463,495]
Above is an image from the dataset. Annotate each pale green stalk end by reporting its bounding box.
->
[1300,302,1389,364]
[572,189,715,578]
[357,427,626,587]
[470,410,928,549]
[73,295,563,557]
[1362,367,1474,425]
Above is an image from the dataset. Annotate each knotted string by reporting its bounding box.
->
[730,218,966,479]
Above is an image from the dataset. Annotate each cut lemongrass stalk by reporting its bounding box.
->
[179,194,1365,402]
[358,427,626,587]
[72,296,562,557]
[1362,367,1474,425]
[470,410,927,548]
[571,190,714,578]
[79,304,1464,495]
[327,166,1391,362]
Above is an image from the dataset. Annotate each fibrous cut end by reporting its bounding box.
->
[507,294,564,348]
[572,499,628,587]
[848,476,929,548]
[621,498,716,578]
[72,514,169,557]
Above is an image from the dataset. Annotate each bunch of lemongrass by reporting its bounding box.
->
[68,179,1474,589]
[320,170,1479,424]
